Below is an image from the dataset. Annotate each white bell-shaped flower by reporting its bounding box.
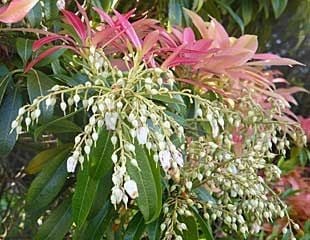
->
[124,179,139,199]
[172,150,184,167]
[105,112,118,130]
[67,156,78,173]
[136,126,149,145]
[111,187,123,205]
[159,150,172,171]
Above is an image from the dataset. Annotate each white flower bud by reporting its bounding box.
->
[185,181,192,190]
[111,135,117,145]
[111,154,118,163]
[73,94,80,104]
[25,117,31,126]
[84,145,91,155]
[60,102,67,113]
[130,159,139,168]
[92,132,99,141]
[11,120,18,129]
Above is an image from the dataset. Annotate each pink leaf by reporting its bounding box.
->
[232,35,258,52]
[25,46,77,73]
[61,10,87,42]
[142,30,160,55]
[208,17,230,48]
[182,27,195,44]
[248,57,303,66]
[0,0,39,23]
[183,8,208,38]
[33,35,71,51]
[93,7,114,26]
[113,10,142,49]
[74,0,91,39]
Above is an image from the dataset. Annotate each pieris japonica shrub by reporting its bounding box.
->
[8,1,307,239]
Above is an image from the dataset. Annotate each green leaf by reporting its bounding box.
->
[27,70,55,119]
[89,129,114,179]
[193,186,216,203]
[0,72,11,105]
[190,206,214,240]
[27,2,42,27]
[169,0,184,26]
[34,110,82,140]
[242,0,253,26]
[42,0,59,21]
[216,0,245,34]
[124,212,146,240]
[16,38,33,64]
[80,202,115,240]
[35,199,73,240]
[36,48,67,67]
[26,144,73,174]
[178,215,198,240]
[127,144,162,223]
[26,147,70,214]
[0,86,22,156]
[72,162,100,228]
[147,218,162,240]
[271,0,288,19]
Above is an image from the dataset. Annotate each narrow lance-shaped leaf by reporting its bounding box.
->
[26,146,71,214]
[0,86,22,156]
[79,202,115,240]
[89,129,114,179]
[26,144,73,174]
[72,161,100,228]
[124,212,146,240]
[35,199,73,240]
[127,144,162,223]
[16,38,33,63]
[0,0,39,23]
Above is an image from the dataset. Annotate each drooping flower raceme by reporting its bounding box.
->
[10,6,307,240]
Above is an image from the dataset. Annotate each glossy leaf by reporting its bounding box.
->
[169,0,183,26]
[147,218,161,240]
[271,0,288,19]
[0,86,22,156]
[0,0,39,23]
[216,0,244,34]
[26,147,70,214]
[72,162,100,228]
[190,206,214,240]
[16,38,33,63]
[35,199,73,240]
[0,70,11,105]
[124,212,146,240]
[27,1,42,27]
[26,144,73,174]
[194,186,216,203]
[178,215,198,240]
[34,111,82,140]
[80,202,115,240]
[127,144,162,223]
[242,0,253,26]
[61,9,87,42]
[89,129,114,179]
[26,70,55,119]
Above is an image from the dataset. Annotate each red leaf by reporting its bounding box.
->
[142,30,160,56]
[93,7,114,26]
[61,10,87,43]
[33,35,72,51]
[183,8,208,38]
[0,0,39,23]
[25,46,77,73]
[113,10,142,49]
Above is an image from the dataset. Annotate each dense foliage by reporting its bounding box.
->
[0,0,309,240]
